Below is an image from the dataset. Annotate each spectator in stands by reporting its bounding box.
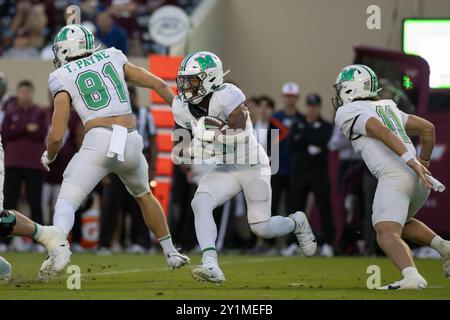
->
[254,95,289,157]
[288,93,334,257]
[95,10,128,54]
[1,80,48,251]
[3,29,40,60]
[328,125,362,185]
[271,83,303,216]
[0,73,12,125]
[10,0,47,48]
[107,0,143,56]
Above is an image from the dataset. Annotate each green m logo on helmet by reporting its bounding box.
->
[339,68,357,83]
[55,27,70,42]
[195,54,217,71]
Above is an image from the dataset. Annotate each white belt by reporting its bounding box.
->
[106,125,128,162]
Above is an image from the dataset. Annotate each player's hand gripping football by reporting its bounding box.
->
[41,151,57,172]
[407,158,433,189]
[191,117,215,142]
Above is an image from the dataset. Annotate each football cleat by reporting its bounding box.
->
[289,211,317,256]
[166,251,190,269]
[191,262,225,284]
[378,274,428,290]
[0,256,11,280]
[38,226,72,281]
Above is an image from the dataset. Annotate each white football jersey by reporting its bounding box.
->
[172,83,269,166]
[48,47,131,124]
[335,99,416,178]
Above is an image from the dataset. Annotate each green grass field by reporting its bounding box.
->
[0,253,449,300]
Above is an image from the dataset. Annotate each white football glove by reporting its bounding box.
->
[190,118,215,142]
[41,151,57,172]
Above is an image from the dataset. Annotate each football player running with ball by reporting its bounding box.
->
[333,64,450,290]
[173,51,317,284]
[39,24,190,280]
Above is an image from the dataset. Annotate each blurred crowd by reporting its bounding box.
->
[0,0,201,58]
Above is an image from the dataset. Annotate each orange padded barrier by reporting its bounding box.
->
[149,55,183,79]
[152,109,174,128]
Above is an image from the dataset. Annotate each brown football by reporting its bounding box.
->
[203,116,228,131]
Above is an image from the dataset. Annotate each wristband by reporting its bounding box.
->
[400,152,415,164]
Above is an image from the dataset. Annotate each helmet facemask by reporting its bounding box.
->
[332,83,345,110]
[52,43,65,68]
[177,72,209,105]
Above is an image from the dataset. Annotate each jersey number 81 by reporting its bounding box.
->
[75,62,127,110]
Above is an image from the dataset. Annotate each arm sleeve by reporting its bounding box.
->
[217,84,246,117]
[335,104,375,139]
[48,72,68,98]
[109,47,128,66]
[399,110,410,127]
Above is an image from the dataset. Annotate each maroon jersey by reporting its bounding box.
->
[1,102,48,171]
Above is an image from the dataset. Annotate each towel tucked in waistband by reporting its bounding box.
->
[106,125,128,162]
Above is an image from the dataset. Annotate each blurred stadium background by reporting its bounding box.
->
[0,0,450,262]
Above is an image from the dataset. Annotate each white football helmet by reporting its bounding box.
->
[177,51,226,104]
[52,24,96,68]
[332,64,379,109]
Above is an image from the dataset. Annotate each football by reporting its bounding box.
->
[203,116,229,131]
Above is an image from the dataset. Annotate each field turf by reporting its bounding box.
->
[0,253,449,300]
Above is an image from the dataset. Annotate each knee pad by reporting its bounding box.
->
[0,210,16,236]
[191,193,217,215]
[249,221,269,238]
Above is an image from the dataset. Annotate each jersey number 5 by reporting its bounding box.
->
[376,106,411,144]
[75,62,127,110]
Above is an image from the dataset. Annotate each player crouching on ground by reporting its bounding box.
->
[333,64,450,290]
[38,24,189,281]
[172,51,317,284]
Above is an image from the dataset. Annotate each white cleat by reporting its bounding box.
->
[289,211,317,256]
[166,251,190,269]
[444,257,450,278]
[378,274,428,290]
[191,262,225,284]
[38,226,72,281]
[0,256,12,280]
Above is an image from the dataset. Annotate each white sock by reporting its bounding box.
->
[191,193,218,252]
[202,248,218,264]
[431,236,450,257]
[249,216,295,239]
[32,223,45,243]
[158,235,176,254]
[402,266,419,279]
[53,198,78,235]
